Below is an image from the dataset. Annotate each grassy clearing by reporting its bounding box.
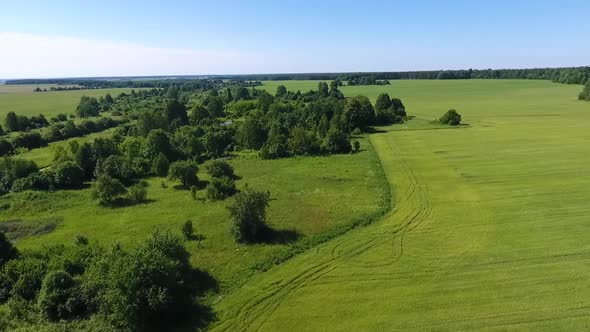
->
[212,80,590,330]
[0,87,139,118]
[0,135,387,291]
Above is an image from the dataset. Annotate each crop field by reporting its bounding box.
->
[0,87,140,118]
[211,80,590,330]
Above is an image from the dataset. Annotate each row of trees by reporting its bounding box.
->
[0,230,211,331]
[3,112,49,132]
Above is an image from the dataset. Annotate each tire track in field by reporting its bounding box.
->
[211,133,434,332]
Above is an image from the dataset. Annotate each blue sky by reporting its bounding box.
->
[1,0,589,78]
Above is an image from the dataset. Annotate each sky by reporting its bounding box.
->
[0,0,589,78]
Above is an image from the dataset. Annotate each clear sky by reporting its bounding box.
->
[1,0,589,78]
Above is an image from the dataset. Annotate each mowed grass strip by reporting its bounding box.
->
[211,80,590,330]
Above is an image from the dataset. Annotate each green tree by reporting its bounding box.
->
[234,87,250,101]
[181,220,193,239]
[152,152,170,177]
[238,116,266,150]
[275,85,287,98]
[75,142,94,179]
[127,181,148,204]
[166,99,188,125]
[0,230,18,268]
[318,82,329,97]
[5,112,19,132]
[439,109,462,126]
[207,176,237,201]
[288,126,320,156]
[37,270,83,321]
[76,96,100,117]
[53,161,85,189]
[206,159,235,178]
[91,174,127,204]
[345,96,375,131]
[188,103,211,126]
[323,128,352,154]
[375,93,392,112]
[168,160,199,187]
[142,129,175,160]
[257,90,274,112]
[228,189,271,243]
[207,96,225,117]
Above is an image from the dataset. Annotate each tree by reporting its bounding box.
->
[318,82,329,97]
[94,155,133,183]
[353,141,360,152]
[0,231,18,267]
[580,81,590,101]
[53,161,85,189]
[228,189,271,243]
[0,139,13,157]
[257,90,274,112]
[168,160,199,187]
[207,176,237,201]
[152,152,170,177]
[76,96,100,117]
[207,96,225,118]
[206,159,235,178]
[203,127,233,158]
[188,103,211,126]
[104,93,114,104]
[127,181,148,204]
[37,270,83,321]
[345,95,375,131]
[75,142,94,179]
[142,129,175,160]
[275,85,287,98]
[0,125,3,135]
[439,109,462,125]
[323,128,352,154]
[375,93,392,112]
[91,175,127,204]
[181,220,193,239]
[288,126,320,156]
[238,116,266,150]
[5,112,19,132]
[166,99,188,125]
[234,87,250,101]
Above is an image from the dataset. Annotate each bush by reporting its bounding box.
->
[206,159,234,179]
[168,160,199,187]
[0,139,13,157]
[53,161,85,189]
[0,256,47,302]
[323,128,352,154]
[152,152,170,177]
[181,220,193,239]
[127,181,148,204]
[439,109,462,126]
[11,171,55,192]
[0,231,18,268]
[91,175,127,204]
[287,126,320,156]
[94,155,134,183]
[228,189,271,243]
[207,176,237,201]
[353,141,360,152]
[12,132,45,150]
[37,270,84,321]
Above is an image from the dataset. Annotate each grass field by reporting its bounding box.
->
[0,87,139,118]
[0,135,388,291]
[211,80,590,330]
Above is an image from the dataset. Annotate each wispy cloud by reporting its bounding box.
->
[0,33,272,79]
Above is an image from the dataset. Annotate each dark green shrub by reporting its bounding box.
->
[168,160,199,187]
[91,175,126,204]
[206,159,234,179]
[207,177,237,201]
[53,161,85,189]
[127,181,148,204]
[228,189,271,243]
[152,152,170,177]
[439,109,462,125]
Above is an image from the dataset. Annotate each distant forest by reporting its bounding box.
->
[6,66,589,87]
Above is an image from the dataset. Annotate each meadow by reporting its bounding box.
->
[0,134,387,291]
[0,86,140,118]
[211,80,590,330]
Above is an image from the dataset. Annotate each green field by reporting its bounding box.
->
[211,80,590,330]
[0,87,139,118]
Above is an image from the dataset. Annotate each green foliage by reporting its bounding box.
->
[76,96,100,118]
[238,116,266,150]
[345,95,375,131]
[0,231,18,268]
[0,139,13,157]
[206,159,235,179]
[203,126,233,158]
[323,128,352,154]
[53,161,85,189]
[579,81,590,101]
[5,112,19,132]
[37,270,84,321]
[207,176,237,201]
[12,132,46,150]
[287,126,320,156]
[168,160,199,187]
[90,175,126,205]
[151,152,170,177]
[353,141,360,152]
[181,220,193,239]
[439,109,462,125]
[94,155,133,183]
[207,96,225,117]
[228,189,271,243]
[275,85,287,98]
[126,181,148,204]
[142,129,175,160]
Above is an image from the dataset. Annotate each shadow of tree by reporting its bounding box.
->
[257,226,302,245]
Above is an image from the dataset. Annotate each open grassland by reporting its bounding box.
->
[212,80,590,330]
[0,135,387,291]
[0,87,140,118]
